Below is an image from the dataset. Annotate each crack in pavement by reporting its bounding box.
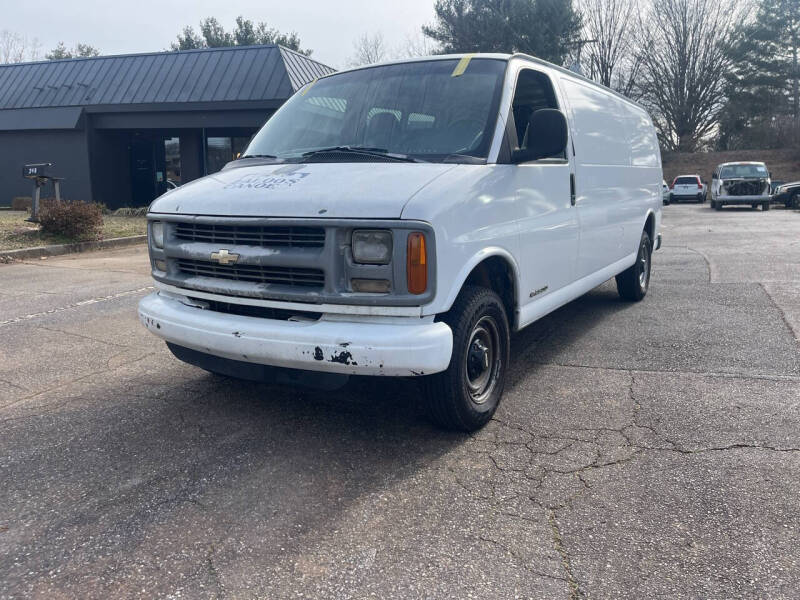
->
[549,510,581,599]
[0,286,154,328]
[35,325,131,349]
[684,245,714,282]
[447,367,800,598]
[528,360,800,383]
[0,351,156,417]
[759,281,799,343]
[0,377,29,392]
[477,533,569,586]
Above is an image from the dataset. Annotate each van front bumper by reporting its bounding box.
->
[138,292,453,377]
[716,195,770,204]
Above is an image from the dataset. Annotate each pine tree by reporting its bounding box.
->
[720,0,800,149]
[170,17,311,56]
[421,0,582,65]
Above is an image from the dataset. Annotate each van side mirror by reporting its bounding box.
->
[511,109,568,163]
[712,173,717,180]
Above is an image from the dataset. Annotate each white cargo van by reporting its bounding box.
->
[139,54,662,431]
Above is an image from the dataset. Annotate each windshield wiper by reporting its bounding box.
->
[239,154,278,159]
[301,146,423,163]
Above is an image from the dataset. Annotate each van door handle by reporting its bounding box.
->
[570,173,576,206]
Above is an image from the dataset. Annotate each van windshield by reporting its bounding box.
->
[720,164,768,178]
[243,58,507,163]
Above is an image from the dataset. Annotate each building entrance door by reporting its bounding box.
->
[130,137,156,206]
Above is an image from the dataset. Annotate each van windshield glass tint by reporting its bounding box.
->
[244,59,506,162]
[720,164,768,178]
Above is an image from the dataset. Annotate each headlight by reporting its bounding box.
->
[352,230,392,264]
[150,221,164,249]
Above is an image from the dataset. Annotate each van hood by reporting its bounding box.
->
[149,162,458,219]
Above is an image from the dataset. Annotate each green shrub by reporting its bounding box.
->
[12,196,32,211]
[39,200,103,240]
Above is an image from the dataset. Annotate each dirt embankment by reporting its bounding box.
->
[662,149,800,185]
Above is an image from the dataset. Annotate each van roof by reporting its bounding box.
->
[325,53,648,114]
[718,161,767,167]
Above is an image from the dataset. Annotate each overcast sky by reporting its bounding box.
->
[1,0,437,69]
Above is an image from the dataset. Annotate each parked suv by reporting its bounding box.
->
[772,181,800,209]
[139,53,662,431]
[669,175,705,203]
[711,162,771,211]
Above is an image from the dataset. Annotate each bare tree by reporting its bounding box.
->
[348,32,387,67]
[396,32,438,58]
[0,30,41,63]
[636,0,744,152]
[579,0,642,97]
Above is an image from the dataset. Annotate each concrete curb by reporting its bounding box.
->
[1,235,147,261]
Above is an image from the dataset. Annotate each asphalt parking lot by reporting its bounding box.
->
[1,203,799,599]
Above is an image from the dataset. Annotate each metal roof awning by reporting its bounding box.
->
[0,45,334,121]
[0,106,83,130]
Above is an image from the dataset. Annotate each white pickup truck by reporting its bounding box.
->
[139,53,662,431]
[711,162,772,211]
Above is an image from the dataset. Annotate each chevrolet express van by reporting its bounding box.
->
[139,53,662,431]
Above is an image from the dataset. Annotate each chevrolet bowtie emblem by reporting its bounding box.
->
[210,249,239,265]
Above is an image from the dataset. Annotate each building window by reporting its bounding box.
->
[205,136,252,174]
[164,137,181,185]
[206,137,232,174]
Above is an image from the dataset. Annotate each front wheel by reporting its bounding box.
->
[762,201,770,211]
[616,230,652,302]
[422,286,510,431]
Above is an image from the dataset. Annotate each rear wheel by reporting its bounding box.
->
[762,201,771,211]
[616,230,652,302]
[422,286,509,432]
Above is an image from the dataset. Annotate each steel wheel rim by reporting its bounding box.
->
[638,241,650,289]
[464,316,501,405]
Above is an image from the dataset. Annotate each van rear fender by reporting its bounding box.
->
[644,210,656,242]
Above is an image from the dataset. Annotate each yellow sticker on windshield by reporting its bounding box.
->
[300,79,317,96]
[451,54,475,77]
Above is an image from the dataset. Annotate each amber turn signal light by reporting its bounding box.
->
[407,232,427,295]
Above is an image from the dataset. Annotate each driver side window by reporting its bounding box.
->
[511,69,562,157]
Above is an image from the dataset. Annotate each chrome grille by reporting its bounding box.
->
[177,259,324,288]
[174,223,325,248]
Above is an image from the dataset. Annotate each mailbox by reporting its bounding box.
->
[21,162,60,223]
[23,163,52,179]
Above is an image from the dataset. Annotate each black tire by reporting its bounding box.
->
[762,201,770,211]
[616,230,652,302]
[422,286,510,431]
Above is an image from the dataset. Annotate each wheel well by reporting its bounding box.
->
[463,256,516,327]
[644,212,655,242]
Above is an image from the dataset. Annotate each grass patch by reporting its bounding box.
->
[0,210,147,252]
